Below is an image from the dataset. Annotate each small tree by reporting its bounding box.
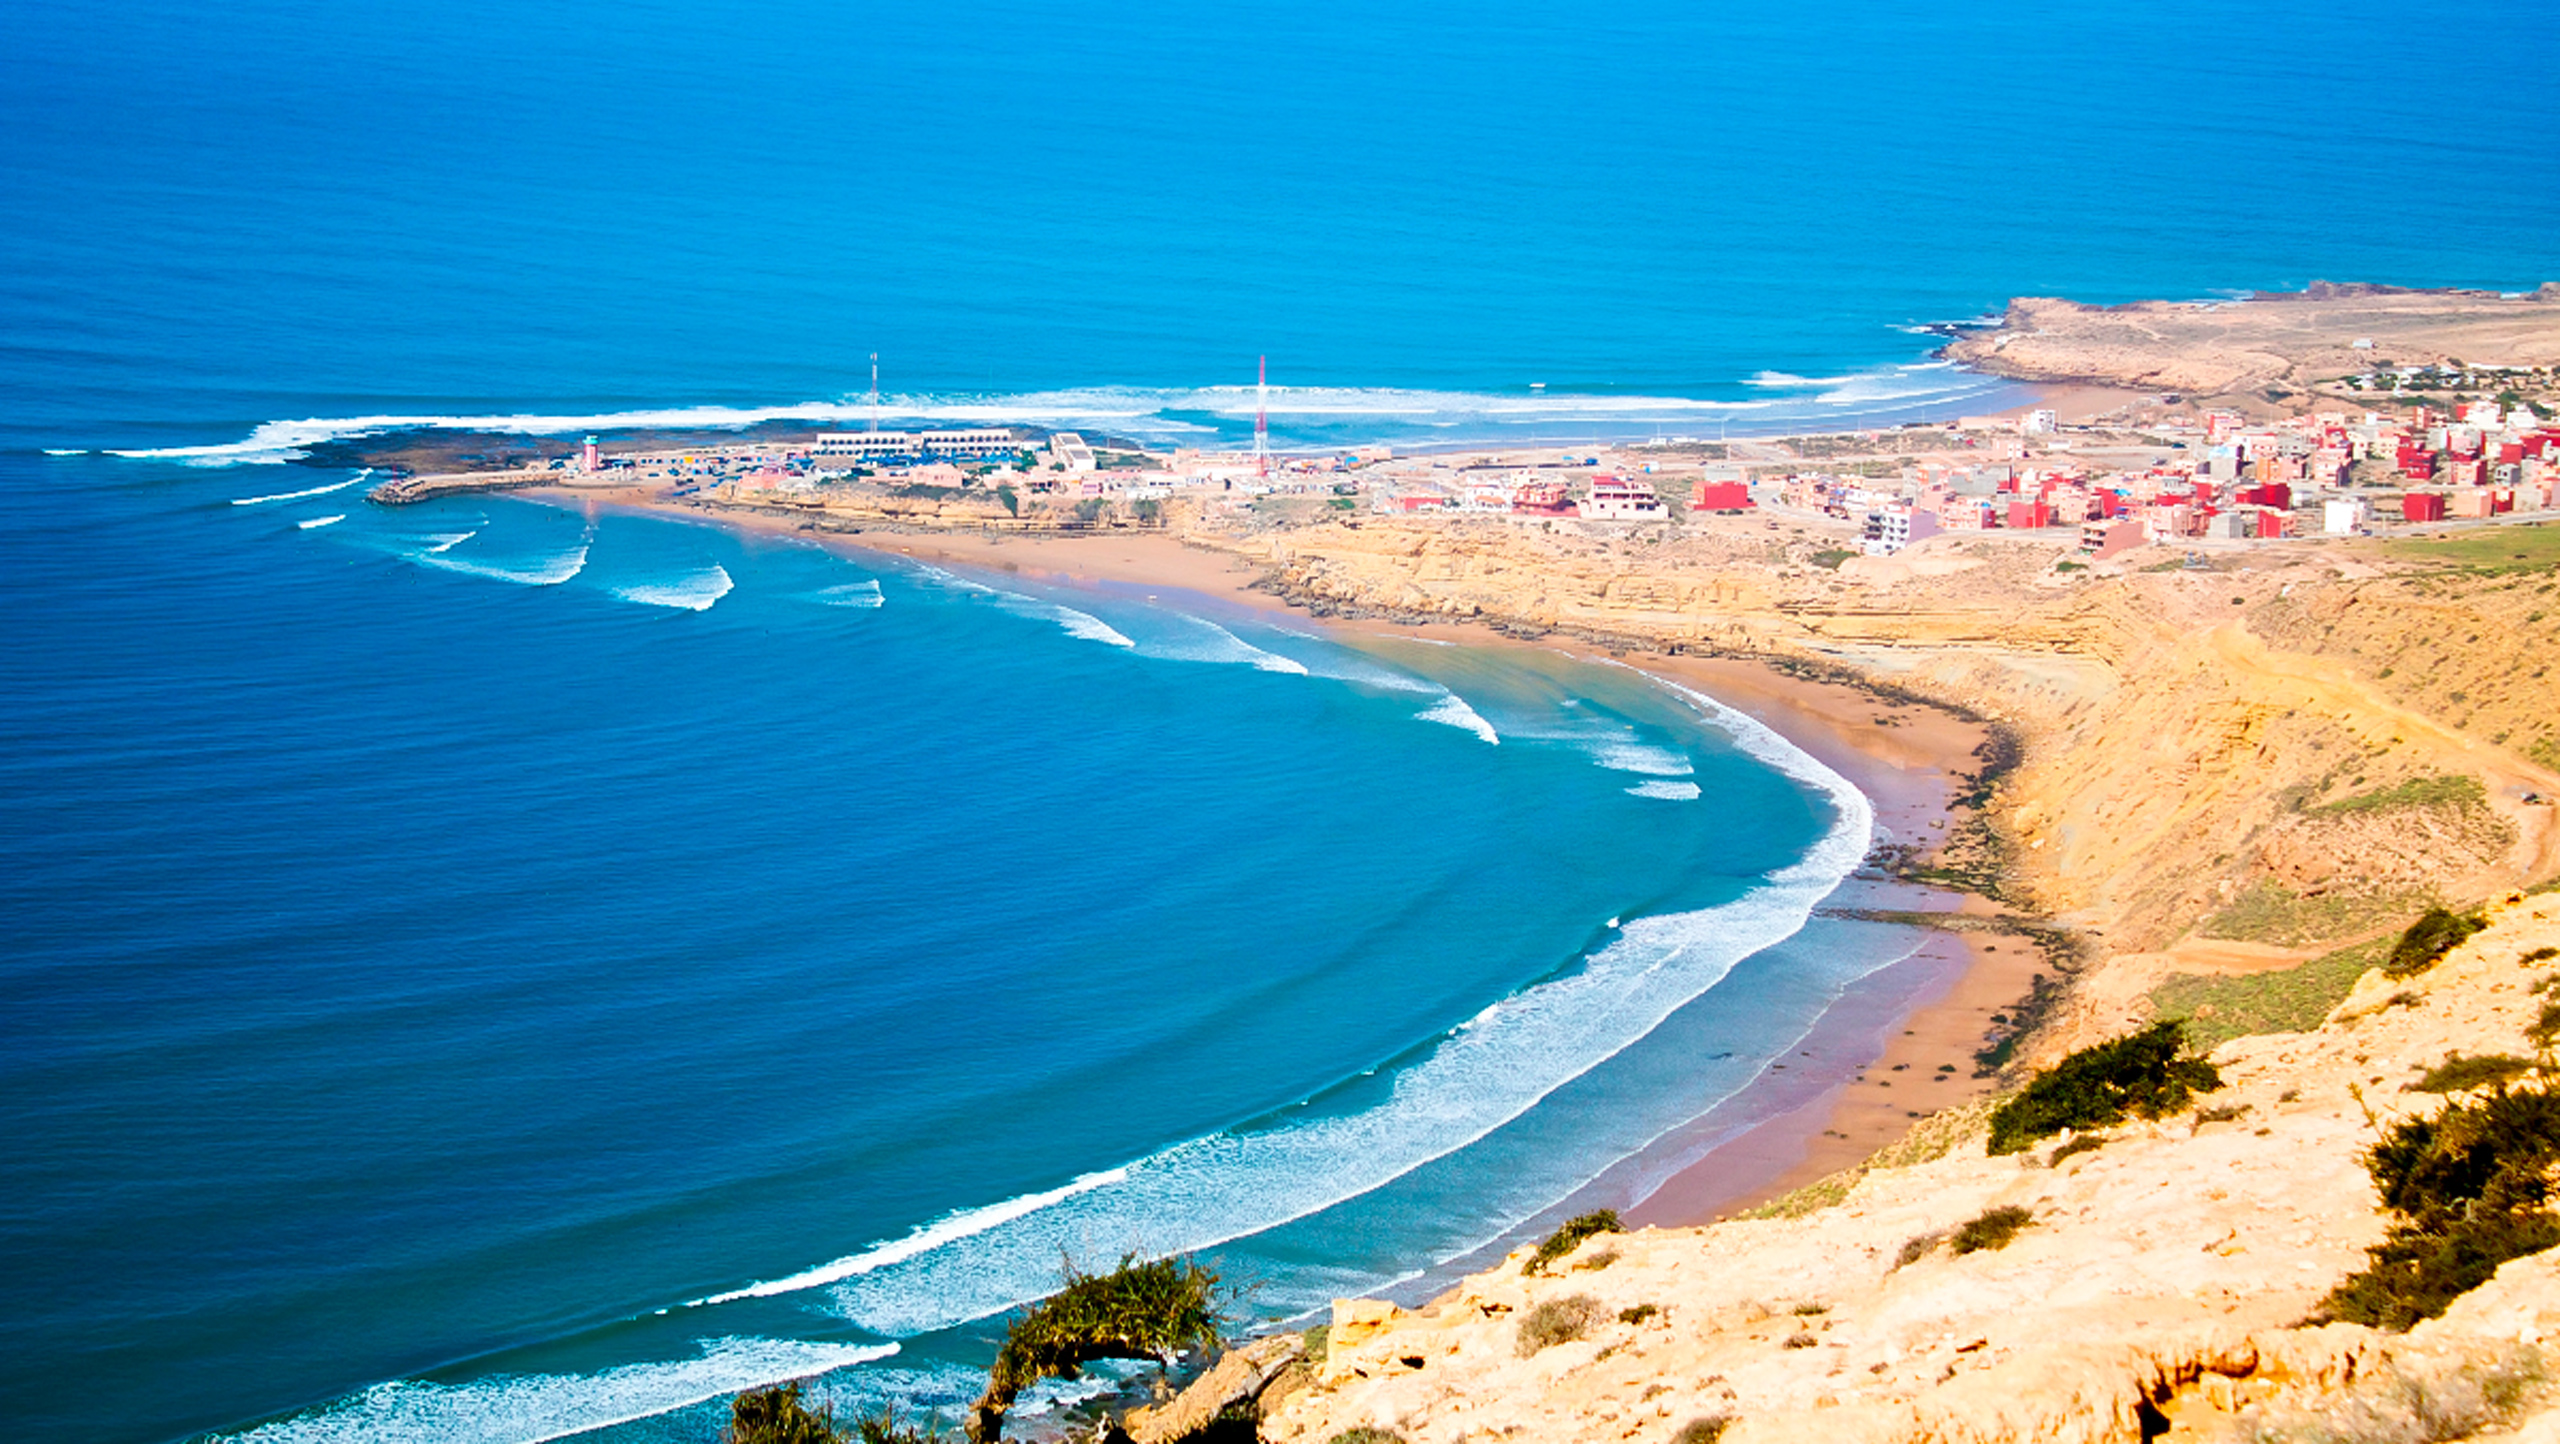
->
[728,1381,846,1444]
[966,1255,1224,1443]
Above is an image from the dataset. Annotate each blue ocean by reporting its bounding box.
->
[2,0,2554,1440]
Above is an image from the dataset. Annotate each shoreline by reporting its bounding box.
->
[529,483,2039,1226]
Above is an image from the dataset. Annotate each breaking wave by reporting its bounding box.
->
[612,565,735,612]
[233,475,367,505]
[211,1339,896,1444]
[1416,694,1500,745]
[810,580,886,608]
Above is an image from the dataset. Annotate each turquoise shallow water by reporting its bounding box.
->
[3,0,2555,1438]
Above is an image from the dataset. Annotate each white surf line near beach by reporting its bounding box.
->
[297,515,346,530]
[674,688,1874,1340]
[1416,693,1500,744]
[214,1339,898,1444]
[233,474,366,505]
[912,564,1138,649]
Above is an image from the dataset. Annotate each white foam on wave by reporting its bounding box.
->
[1626,779,1702,800]
[1590,740,1694,777]
[729,707,1875,1339]
[692,1168,1131,1305]
[415,543,589,587]
[43,448,87,456]
[1417,694,1500,745]
[423,531,478,554]
[613,565,735,612]
[297,514,346,530]
[911,565,1135,647]
[811,580,886,608]
[213,1337,897,1444]
[233,475,366,505]
[1136,614,1309,674]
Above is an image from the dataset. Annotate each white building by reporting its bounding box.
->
[811,428,1019,459]
[1582,475,1667,521]
[1864,504,1941,555]
[2022,408,2059,435]
[2323,497,2371,535]
[1046,433,1097,473]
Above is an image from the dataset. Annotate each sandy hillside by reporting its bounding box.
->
[1253,892,2560,1444]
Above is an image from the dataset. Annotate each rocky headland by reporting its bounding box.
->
[1940,284,2560,410]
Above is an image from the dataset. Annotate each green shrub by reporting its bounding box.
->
[968,1255,1223,1442]
[853,1408,937,1444]
[2318,1082,2560,1330]
[1323,1431,1405,1444]
[1618,1303,1659,1325]
[1670,1418,1732,1444]
[728,1382,848,1444]
[1893,1232,1943,1269]
[2533,1001,2560,1050]
[2412,1053,2538,1094]
[1985,1021,2221,1155]
[1950,1204,2035,1255]
[1515,1294,1605,1356]
[2386,908,2488,978]
[1810,548,1857,570]
[1781,1332,1818,1349]
[1571,1247,1619,1272]
[1524,1209,1624,1275]
[2520,946,2559,964]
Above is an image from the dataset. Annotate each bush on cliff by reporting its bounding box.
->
[728,1383,847,1444]
[728,1385,938,1444]
[966,1255,1224,1443]
[2385,908,2488,978]
[1523,1209,1624,1275]
[1985,1021,2222,1155]
[2412,1053,2538,1094]
[2318,1081,2560,1331]
[1949,1204,2034,1255]
[1514,1294,1605,1356]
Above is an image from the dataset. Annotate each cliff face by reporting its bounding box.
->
[1259,894,2560,1444]
[1195,520,2559,982]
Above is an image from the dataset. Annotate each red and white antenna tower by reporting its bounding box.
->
[1252,355,1271,476]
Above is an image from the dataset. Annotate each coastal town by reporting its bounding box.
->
[379,383,2560,578]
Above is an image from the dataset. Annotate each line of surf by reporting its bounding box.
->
[695,691,1871,1339]
[95,361,2020,466]
[212,1338,897,1444]
[689,1167,1132,1306]
[233,475,366,505]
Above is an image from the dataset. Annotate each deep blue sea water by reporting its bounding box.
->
[3,1,2556,1440]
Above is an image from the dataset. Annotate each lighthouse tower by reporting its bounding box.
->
[581,435,599,474]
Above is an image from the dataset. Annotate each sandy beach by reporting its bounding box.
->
[530,482,2037,1225]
